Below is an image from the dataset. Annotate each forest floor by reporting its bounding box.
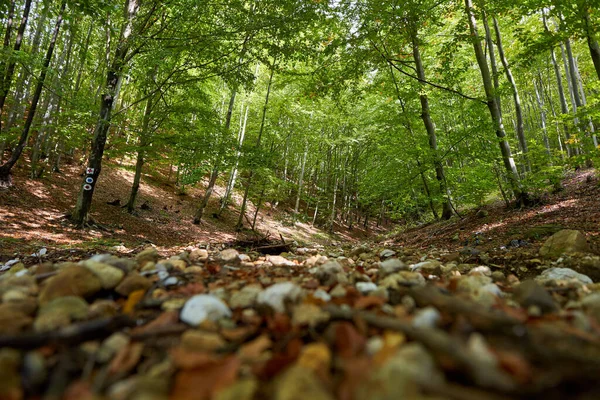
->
[0,160,376,260]
[3,166,600,399]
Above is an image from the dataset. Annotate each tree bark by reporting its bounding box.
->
[194,88,237,224]
[236,63,275,231]
[492,15,529,172]
[126,93,154,213]
[464,0,525,204]
[71,0,139,226]
[0,0,64,184]
[411,27,452,220]
[582,7,600,81]
[0,0,32,132]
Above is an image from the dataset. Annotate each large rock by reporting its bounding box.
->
[0,305,32,334]
[38,266,102,305]
[539,230,590,258]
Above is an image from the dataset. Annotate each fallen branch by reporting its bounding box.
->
[0,316,135,349]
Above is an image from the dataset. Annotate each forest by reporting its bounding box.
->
[1,0,600,399]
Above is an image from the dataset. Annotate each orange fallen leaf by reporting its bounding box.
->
[123,289,145,314]
[354,295,386,310]
[238,334,273,361]
[170,348,222,369]
[130,311,179,336]
[170,356,240,400]
[334,322,366,359]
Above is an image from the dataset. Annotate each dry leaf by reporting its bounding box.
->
[170,356,240,400]
[238,334,273,361]
[123,289,146,314]
[108,342,144,375]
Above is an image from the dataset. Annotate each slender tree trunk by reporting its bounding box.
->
[219,99,249,216]
[0,0,32,132]
[534,74,552,159]
[71,0,139,226]
[194,88,237,224]
[465,0,525,204]
[492,15,529,172]
[0,0,65,184]
[126,94,153,213]
[482,10,501,112]
[411,27,452,220]
[544,15,572,156]
[0,1,16,92]
[294,142,308,215]
[237,64,275,231]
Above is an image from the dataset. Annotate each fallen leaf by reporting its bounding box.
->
[108,342,144,375]
[333,322,366,359]
[238,334,273,361]
[354,295,386,310]
[130,311,180,336]
[170,356,240,400]
[170,347,222,369]
[123,289,146,314]
[372,331,405,366]
[297,342,332,380]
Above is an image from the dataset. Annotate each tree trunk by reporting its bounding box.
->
[464,0,525,204]
[70,0,139,226]
[0,0,64,184]
[294,142,308,215]
[126,94,153,213]
[482,10,501,111]
[0,0,32,132]
[236,63,275,231]
[411,27,452,220]
[194,88,237,224]
[219,100,248,216]
[583,7,600,81]
[533,74,552,159]
[492,15,529,172]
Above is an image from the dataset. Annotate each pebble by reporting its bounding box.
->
[535,267,593,284]
[81,260,125,289]
[0,305,32,334]
[189,248,209,263]
[219,249,241,266]
[97,332,130,363]
[356,282,378,294]
[292,303,330,327]
[379,271,426,290]
[229,285,262,309]
[410,260,441,275]
[115,273,153,296]
[136,247,160,269]
[180,330,226,352]
[312,289,331,302]
[313,261,347,286]
[257,282,303,313]
[513,280,558,314]
[412,306,441,329]
[379,258,407,276]
[34,296,89,331]
[38,266,102,305]
[379,249,396,259]
[267,255,295,268]
[180,294,232,326]
[469,266,492,276]
[329,284,347,298]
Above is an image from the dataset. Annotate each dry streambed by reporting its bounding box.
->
[1,229,600,399]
